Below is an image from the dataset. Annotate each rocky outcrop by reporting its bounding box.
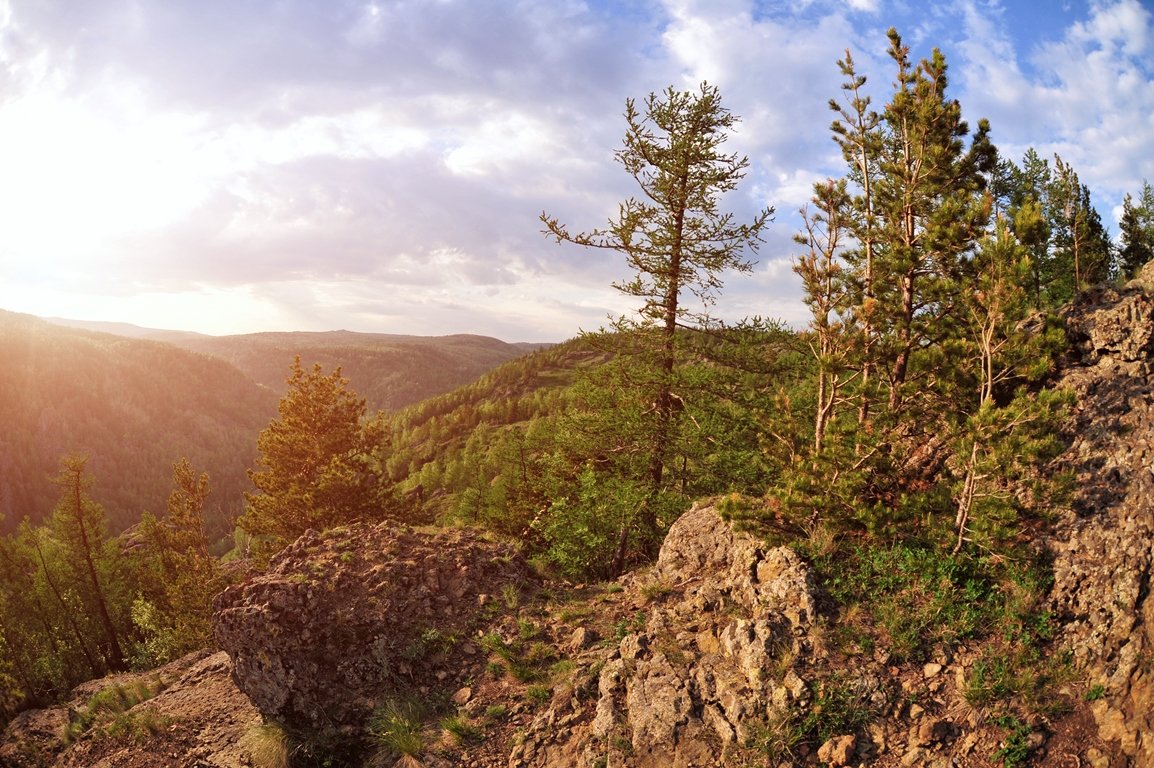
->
[1050,263,1154,766]
[0,650,260,768]
[509,503,832,767]
[212,521,533,746]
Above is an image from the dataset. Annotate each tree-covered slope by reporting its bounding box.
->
[382,337,601,481]
[48,318,550,413]
[0,310,276,537]
[6,314,552,539]
[179,332,548,413]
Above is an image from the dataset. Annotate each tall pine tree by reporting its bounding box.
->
[541,82,772,559]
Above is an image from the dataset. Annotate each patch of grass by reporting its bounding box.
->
[801,674,879,745]
[517,619,540,640]
[242,722,292,768]
[440,715,481,746]
[992,714,1034,767]
[501,583,521,610]
[99,707,174,743]
[401,626,459,662]
[613,612,646,641]
[548,659,577,680]
[480,630,557,683]
[483,704,508,723]
[965,648,1021,706]
[640,579,673,603]
[964,639,1072,719]
[815,542,998,661]
[1084,683,1106,702]
[63,678,167,744]
[748,711,807,762]
[368,699,426,759]
[747,674,881,761]
[556,603,596,623]
[525,685,552,706]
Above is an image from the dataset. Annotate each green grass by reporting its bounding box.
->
[368,699,426,759]
[1084,683,1106,701]
[814,542,999,661]
[809,535,1070,730]
[63,678,168,744]
[440,715,481,745]
[525,685,552,705]
[992,715,1034,767]
[480,631,558,683]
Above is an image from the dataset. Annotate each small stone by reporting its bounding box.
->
[450,686,472,706]
[817,734,858,767]
[923,662,943,678]
[1085,747,1110,768]
[914,717,953,747]
[696,629,720,654]
[957,731,979,755]
[568,626,598,652]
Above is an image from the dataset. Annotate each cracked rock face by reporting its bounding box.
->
[212,522,532,744]
[1050,270,1154,765]
[511,503,822,768]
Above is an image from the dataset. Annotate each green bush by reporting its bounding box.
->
[813,542,998,661]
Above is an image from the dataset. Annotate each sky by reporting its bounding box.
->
[0,0,1152,342]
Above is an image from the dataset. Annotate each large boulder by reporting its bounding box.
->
[213,522,533,744]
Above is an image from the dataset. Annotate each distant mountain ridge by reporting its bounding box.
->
[43,317,212,343]
[45,317,552,413]
[2,310,552,537]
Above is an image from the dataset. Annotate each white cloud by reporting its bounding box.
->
[3,0,1154,338]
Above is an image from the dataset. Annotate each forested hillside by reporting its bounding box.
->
[0,311,276,538]
[50,318,548,413]
[2,315,548,539]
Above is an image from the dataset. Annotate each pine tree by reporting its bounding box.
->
[868,29,993,415]
[47,455,127,672]
[541,82,772,553]
[1007,149,1053,307]
[1048,155,1114,300]
[1119,182,1154,279]
[950,220,1067,552]
[828,47,882,428]
[134,459,224,664]
[242,357,377,549]
[794,178,853,454]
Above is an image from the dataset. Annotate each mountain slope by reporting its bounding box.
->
[176,331,549,413]
[46,318,551,413]
[0,311,276,537]
[6,314,554,538]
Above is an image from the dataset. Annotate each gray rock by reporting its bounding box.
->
[212,522,532,744]
[1051,281,1154,765]
[516,503,822,767]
